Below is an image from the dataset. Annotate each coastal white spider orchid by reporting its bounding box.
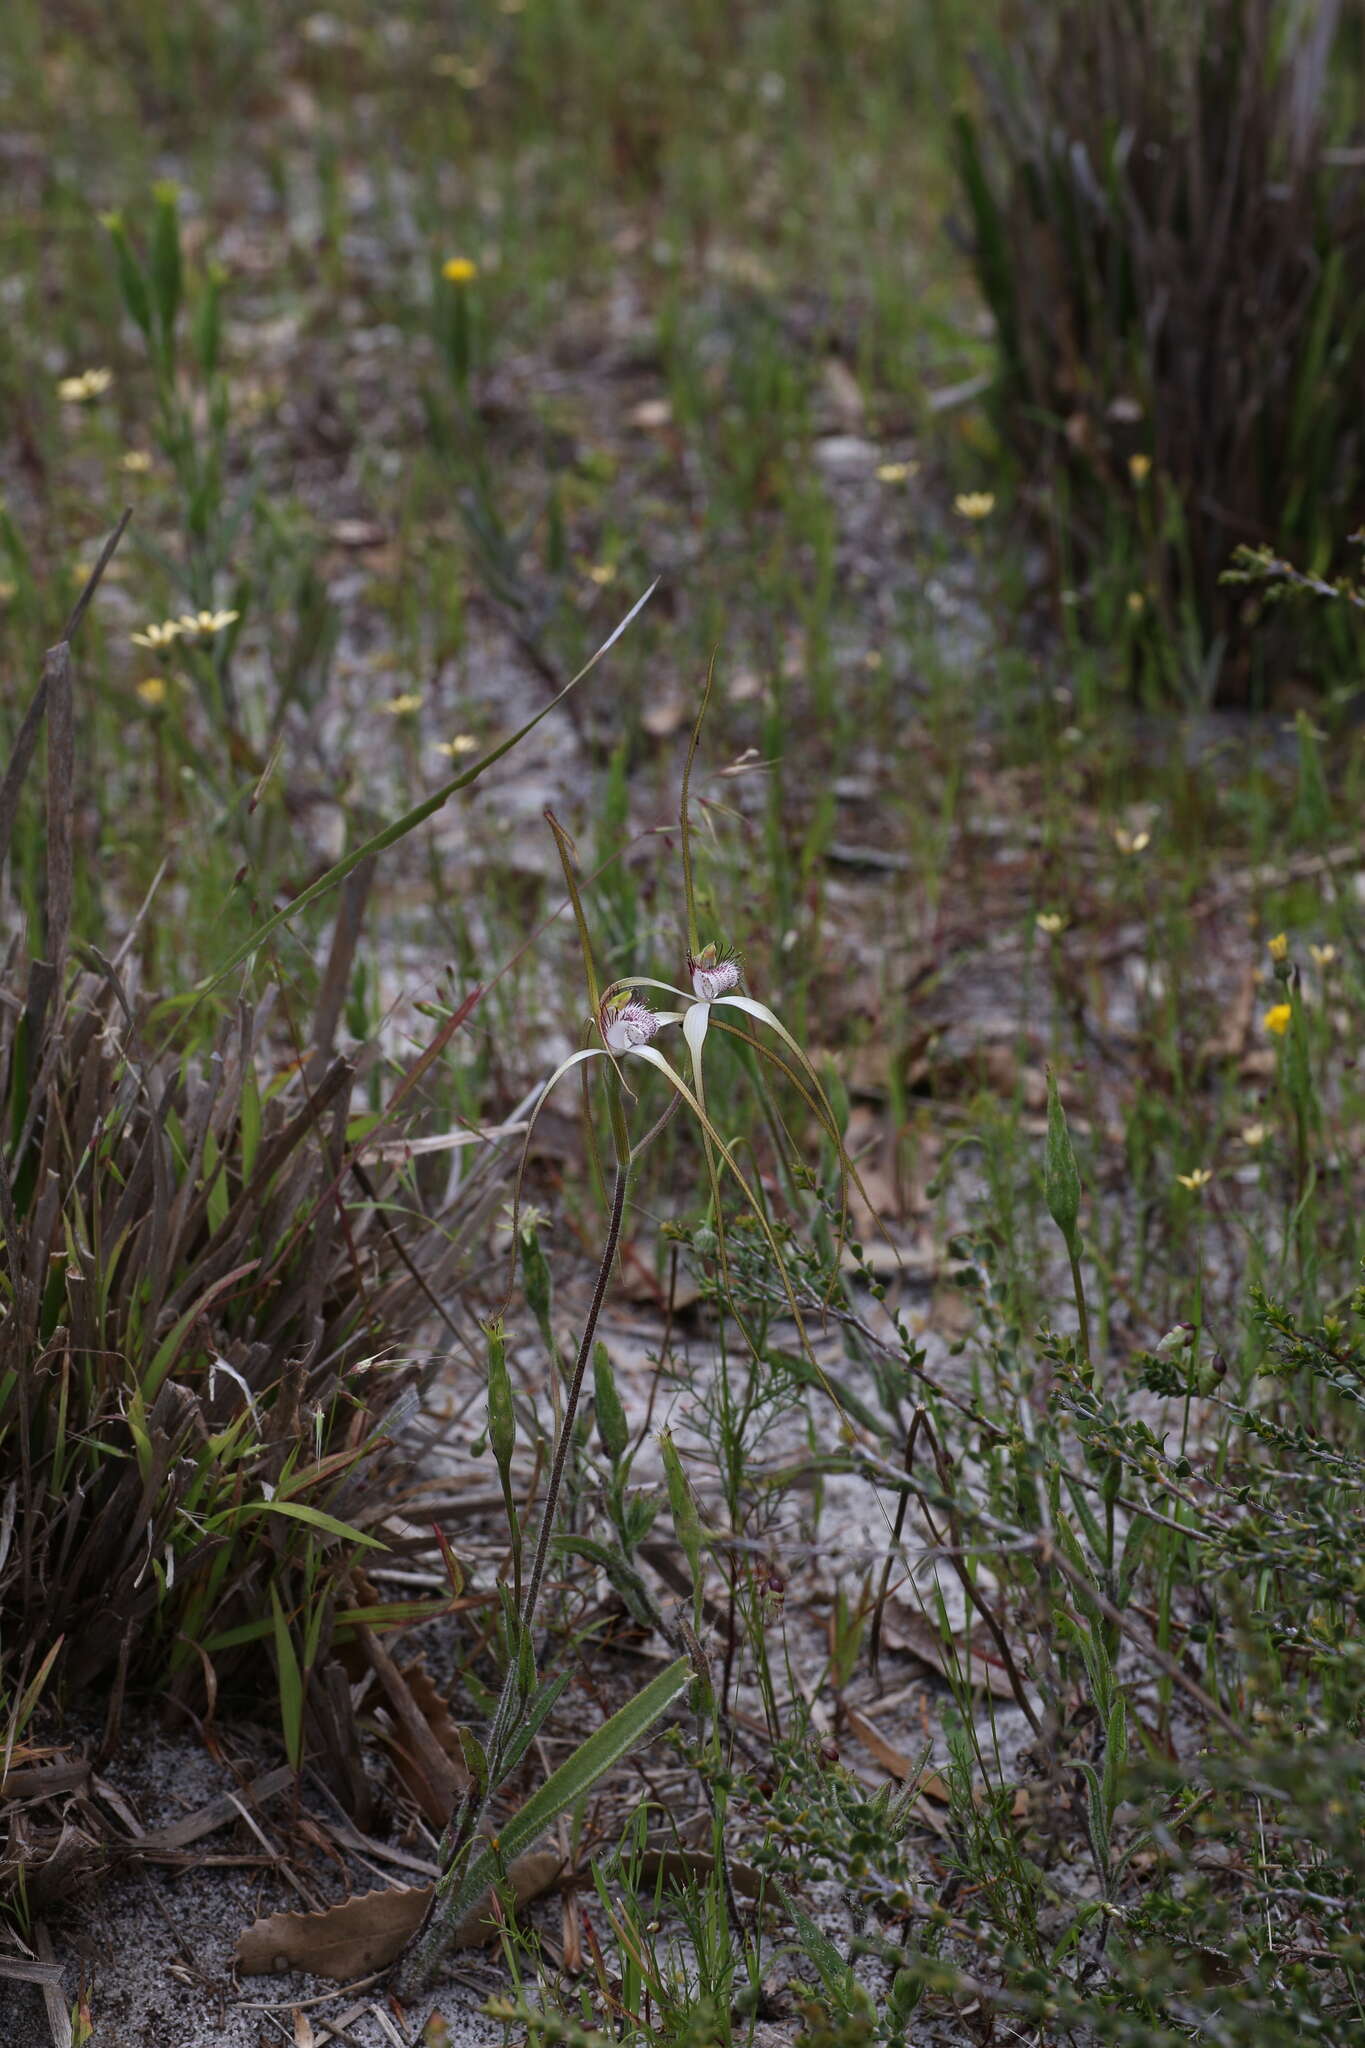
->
[687,944,740,1003]
[599,993,662,1053]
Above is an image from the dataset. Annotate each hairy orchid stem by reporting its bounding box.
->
[517,1154,629,1648]
[680,650,718,959]
[397,1150,631,1993]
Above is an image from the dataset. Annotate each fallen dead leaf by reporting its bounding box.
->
[615,1240,701,1312]
[360,1632,470,1827]
[381,1655,470,1827]
[876,1607,1022,1702]
[634,1848,764,1899]
[235,1850,562,1979]
[917,1767,1029,1820]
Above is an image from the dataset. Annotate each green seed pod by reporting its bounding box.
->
[149,181,184,347]
[519,1217,555,1356]
[1045,1066,1082,1251]
[659,1428,705,1628]
[593,1340,629,1466]
[485,1318,515,1475]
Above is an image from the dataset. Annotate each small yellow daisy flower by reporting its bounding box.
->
[585,562,617,587]
[1263,1003,1292,1037]
[442,256,478,284]
[954,491,995,520]
[876,461,918,484]
[57,368,113,403]
[1267,932,1289,961]
[1175,1167,1213,1191]
[178,609,240,637]
[434,734,478,757]
[1128,452,1152,484]
[135,676,168,707]
[131,619,183,651]
[1035,911,1068,936]
[120,449,153,473]
[1309,943,1337,970]
[381,692,423,716]
[1113,827,1151,855]
[1241,1122,1268,1148]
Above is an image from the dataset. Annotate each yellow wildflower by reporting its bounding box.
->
[1241,1123,1268,1148]
[1113,827,1151,855]
[435,734,478,757]
[57,368,113,403]
[135,676,168,707]
[1263,1003,1292,1037]
[1309,943,1337,970]
[1266,932,1288,961]
[442,256,478,284]
[586,562,617,587]
[1035,911,1068,936]
[1175,1167,1213,1191]
[954,491,995,520]
[178,609,240,637]
[1126,590,1146,616]
[433,55,491,88]
[120,449,153,473]
[876,461,918,484]
[131,619,183,651]
[1128,452,1152,484]
[382,692,423,717]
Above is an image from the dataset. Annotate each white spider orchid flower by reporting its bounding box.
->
[599,995,661,1054]
[688,945,740,1003]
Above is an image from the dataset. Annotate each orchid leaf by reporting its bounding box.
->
[437,1656,690,1931]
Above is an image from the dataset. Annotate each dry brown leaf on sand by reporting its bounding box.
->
[235,1851,562,1979]
[916,1768,1029,1821]
[373,1650,471,1827]
[359,1631,470,1827]
[876,1607,1022,1702]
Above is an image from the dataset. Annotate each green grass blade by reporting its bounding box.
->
[207,1498,386,1549]
[269,1586,305,1770]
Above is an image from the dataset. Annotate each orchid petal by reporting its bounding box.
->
[682,998,711,1079]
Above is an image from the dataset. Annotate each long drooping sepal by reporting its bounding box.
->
[204,580,658,997]
[627,1044,808,1348]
